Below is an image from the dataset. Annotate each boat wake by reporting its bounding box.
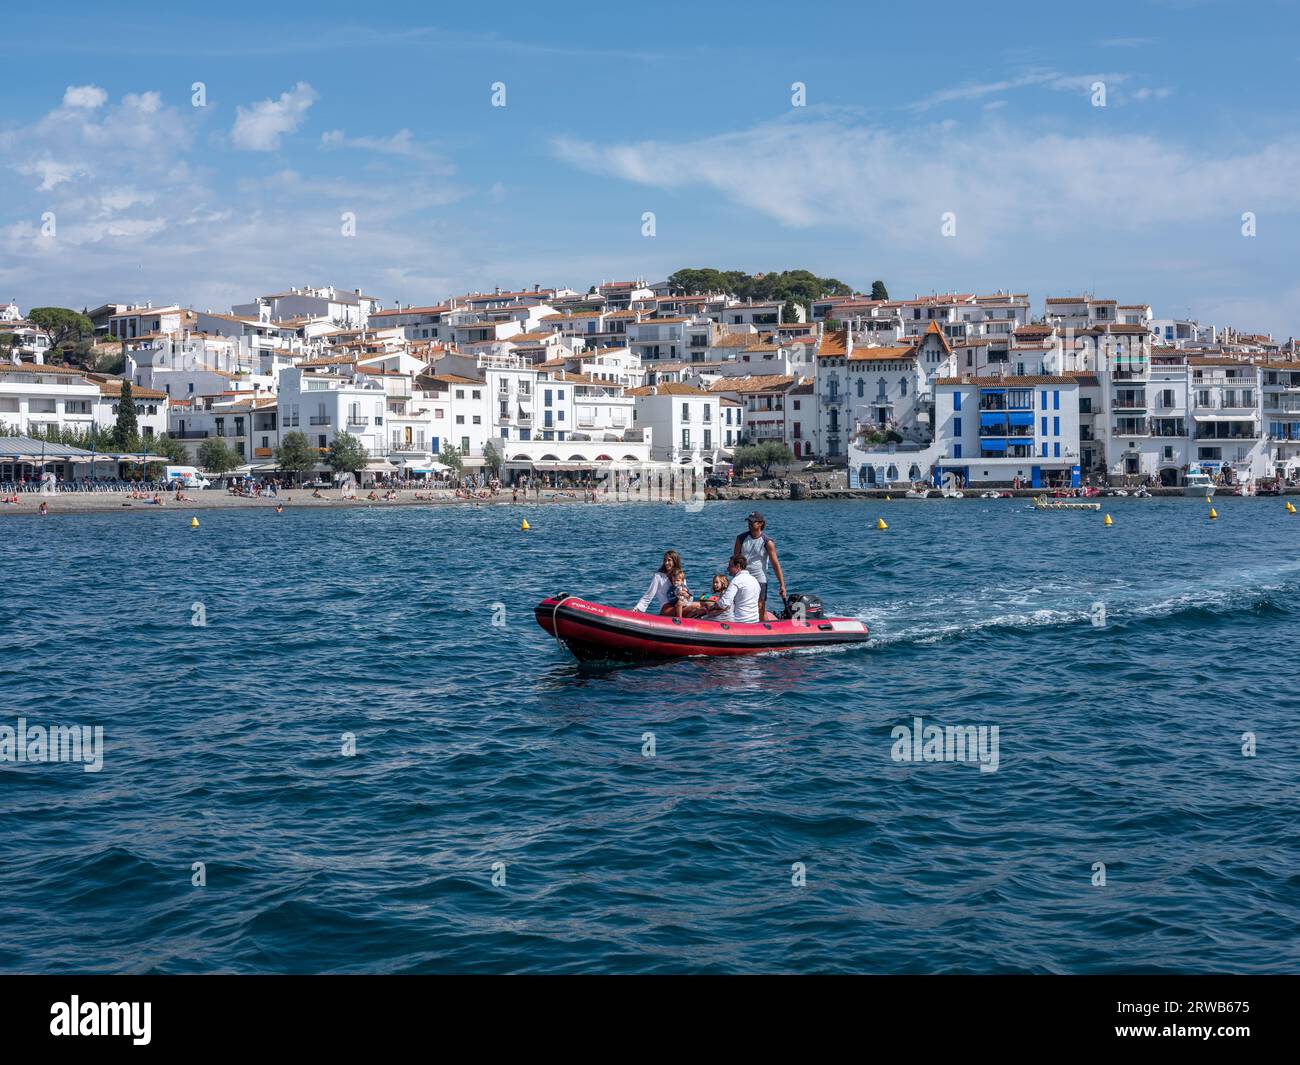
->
[854,566,1300,649]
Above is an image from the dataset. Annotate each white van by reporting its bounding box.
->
[163,465,212,489]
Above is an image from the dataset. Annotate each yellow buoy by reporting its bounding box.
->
[885,495,891,501]
[1209,507,1218,519]
[190,517,200,528]
[520,519,530,530]
[1286,501,1296,514]
[876,517,888,530]
[1103,513,1113,526]
[1205,495,1212,504]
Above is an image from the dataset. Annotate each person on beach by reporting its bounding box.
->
[38,501,49,515]
[732,511,786,620]
[634,549,687,614]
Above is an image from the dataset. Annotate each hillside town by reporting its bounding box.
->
[2,278,1297,494]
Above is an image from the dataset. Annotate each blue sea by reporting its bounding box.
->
[2,498,1298,974]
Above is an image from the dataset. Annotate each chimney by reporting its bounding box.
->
[845,322,854,357]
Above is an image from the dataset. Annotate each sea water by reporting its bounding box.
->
[1,498,1297,973]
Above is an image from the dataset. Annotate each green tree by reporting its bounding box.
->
[113,381,139,448]
[155,434,189,464]
[440,443,464,479]
[482,440,503,479]
[197,438,240,475]
[729,442,791,476]
[26,307,93,359]
[326,430,369,474]
[870,280,889,301]
[275,430,317,481]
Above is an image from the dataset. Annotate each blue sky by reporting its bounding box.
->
[2,0,1299,334]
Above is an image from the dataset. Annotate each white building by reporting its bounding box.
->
[928,375,1084,488]
[629,382,724,468]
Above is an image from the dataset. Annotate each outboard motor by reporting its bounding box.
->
[782,592,825,621]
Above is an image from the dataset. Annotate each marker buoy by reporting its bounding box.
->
[1286,502,1296,514]
[1205,496,1212,504]
[876,517,888,530]
[885,495,891,501]
[521,519,530,530]
[190,517,200,528]
[1209,507,1218,519]
[1103,513,1113,526]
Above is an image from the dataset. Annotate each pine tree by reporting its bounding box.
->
[114,381,139,448]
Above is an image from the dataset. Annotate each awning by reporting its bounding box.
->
[979,388,1006,395]
[979,411,1008,426]
[980,439,1007,452]
[1008,411,1034,426]
[1193,414,1257,422]
[363,460,397,471]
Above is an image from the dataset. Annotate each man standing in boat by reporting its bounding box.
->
[733,511,787,620]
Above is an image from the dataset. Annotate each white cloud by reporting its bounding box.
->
[320,128,452,172]
[907,70,1129,111]
[231,82,318,151]
[62,85,107,109]
[554,118,1300,244]
[17,158,90,191]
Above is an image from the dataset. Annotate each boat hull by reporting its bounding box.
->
[534,596,870,660]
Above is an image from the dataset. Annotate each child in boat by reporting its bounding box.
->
[660,568,692,617]
[677,574,728,619]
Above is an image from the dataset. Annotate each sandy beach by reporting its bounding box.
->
[0,488,631,515]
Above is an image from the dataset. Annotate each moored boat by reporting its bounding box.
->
[535,594,870,660]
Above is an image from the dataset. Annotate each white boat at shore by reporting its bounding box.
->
[1184,472,1216,498]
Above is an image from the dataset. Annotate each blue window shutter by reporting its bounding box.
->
[1040,442,1047,457]
[1041,417,1048,436]
[954,443,962,458]
[954,392,962,411]
[954,417,961,435]
[1053,416,1060,435]
[1053,390,1060,410]
[1040,391,1047,410]
[1054,442,1061,457]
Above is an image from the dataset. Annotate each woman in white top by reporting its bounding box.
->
[634,549,689,614]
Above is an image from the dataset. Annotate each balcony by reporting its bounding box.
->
[309,416,332,425]
[172,430,209,439]
[978,427,1033,438]
[347,416,371,426]
[254,447,272,458]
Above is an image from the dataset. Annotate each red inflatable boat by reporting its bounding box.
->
[534,594,870,661]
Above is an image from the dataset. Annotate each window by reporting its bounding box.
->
[456,389,465,399]
[456,415,465,424]
[1054,442,1061,457]
[954,417,962,436]
[954,392,962,411]
[682,402,689,421]
[953,444,962,458]
[1053,417,1060,436]
[1041,442,1048,457]
[461,436,469,452]
[1053,391,1060,410]
[682,428,691,448]
[1041,417,1048,436]
[703,429,712,449]
[1040,391,1047,410]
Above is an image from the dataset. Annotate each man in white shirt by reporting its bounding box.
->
[710,555,761,623]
